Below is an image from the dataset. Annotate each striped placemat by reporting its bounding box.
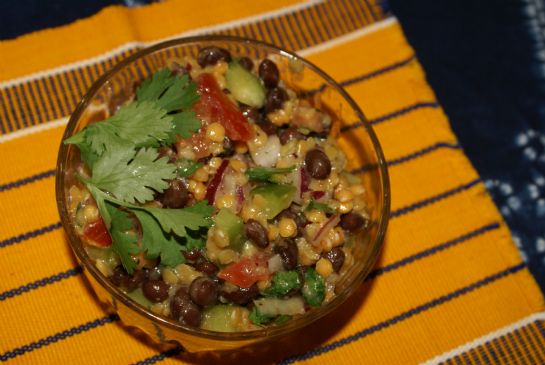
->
[0,1,543,364]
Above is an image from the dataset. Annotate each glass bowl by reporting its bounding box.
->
[55,35,390,353]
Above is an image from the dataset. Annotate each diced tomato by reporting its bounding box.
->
[83,218,112,247]
[194,73,254,141]
[218,254,270,288]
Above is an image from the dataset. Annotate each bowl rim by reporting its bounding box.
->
[55,34,390,342]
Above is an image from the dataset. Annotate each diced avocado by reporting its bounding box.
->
[251,183,296,219]
[126,288,153,309]
[225,61,266,108]
[201,305,241,332]
[215,208,244,251]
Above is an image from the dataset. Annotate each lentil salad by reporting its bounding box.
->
[65,46,370,332]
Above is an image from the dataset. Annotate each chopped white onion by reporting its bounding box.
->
[267,254,284,274]
[251,135,280,167]
[253,296,305,316]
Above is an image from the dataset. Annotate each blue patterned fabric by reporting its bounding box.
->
[1,0,544,289]
[389,0,545,288]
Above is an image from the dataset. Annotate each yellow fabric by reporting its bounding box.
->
[0,0,543,364]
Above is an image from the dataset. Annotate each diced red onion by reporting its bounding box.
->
[205,159,229,205]
[300,166,310,194]
[311,215,340,246]
[235,185,245,213]
[311,190,325,200]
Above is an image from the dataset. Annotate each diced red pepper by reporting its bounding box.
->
[218,254,270,288]
[193,73,253,141]
[83,218,112,247]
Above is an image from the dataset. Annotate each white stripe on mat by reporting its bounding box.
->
[0,17,396,144]
[298,17,397,57]
[0,118,68,144]
[420,311,545,365]
[0,0,324,89]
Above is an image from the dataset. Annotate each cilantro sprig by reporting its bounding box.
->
[245,166,295,182]
[66,69,211,273]
[66,70,201,168]
[306,199,334,214]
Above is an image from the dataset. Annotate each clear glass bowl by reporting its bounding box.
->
[55,35,390,353]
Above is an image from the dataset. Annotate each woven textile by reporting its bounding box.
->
[0,1,543,364]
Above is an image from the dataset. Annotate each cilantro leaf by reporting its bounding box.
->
[65,101,174,161]
[184,200,215,216]
[90,146,176,204]
[86,183,113,227]
[157,74,199,112]
[262,271,301,297]
[136,69,201,142]
[136,69,177,104]
[170,111,201,140]
[306,200,334,214]
[136,69,199,112]
[132,210,185,268]
[64,130,100,168]
[249,306,274,326]
[176,158,202,178]
[86,102,173,154]
[137,204,213,237]
[274,315,291,325]
[184,232,206,251]
[246,166,295,182]
[302,268,325,307]
[106,203,139,274]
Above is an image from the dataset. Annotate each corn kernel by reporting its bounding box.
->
[192,166,209,182]
[177,146,195,160]
[96,260,113,277]
[213,228,230,248]
[241,241,259,257]
[350,184,366,196]
[279,217,297,238]
[162,268,179,285]
[305,209,326,223]
[218,249,238,264]
[174,264,202,286]
[331,227,345,247]
[257,279,271,291]
[216,194,235,210]
[209,142,224,155]
[268,225,279,241]
[296,238,320,265]
[209,157,222,170]
[188,181,206,201]
[206,122,226,143]
[229,159,247,173]
[188,179,197,191]
[338,201,354,214]
[235,142,248,154]
[83,204,99,222]
[241,203,259,222]
[320,237,333,253]
[150,303,164,315]
[335,189,354,203]
[316,258,333,278]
